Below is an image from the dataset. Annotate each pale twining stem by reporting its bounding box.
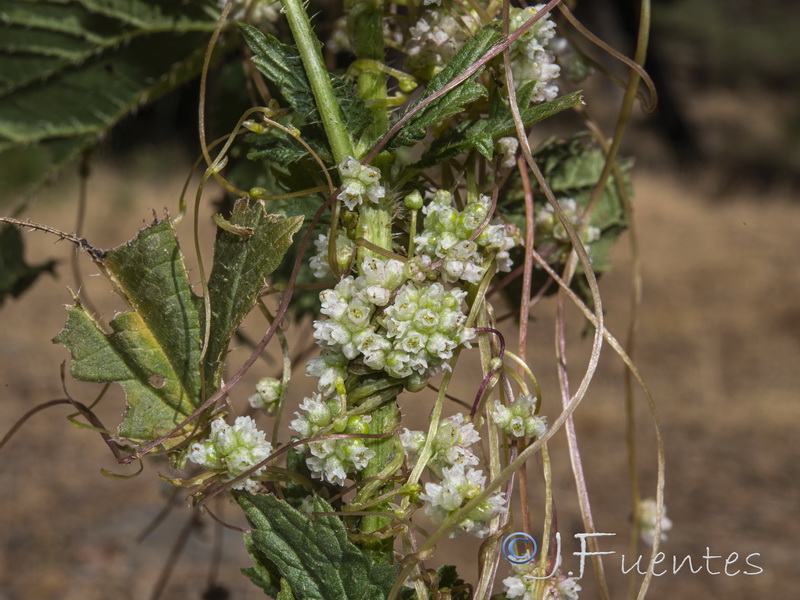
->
[282,0,354,164]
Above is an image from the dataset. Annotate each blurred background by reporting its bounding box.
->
[1,1,799,598]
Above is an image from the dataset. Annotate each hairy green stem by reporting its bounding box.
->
[281,0,354,163]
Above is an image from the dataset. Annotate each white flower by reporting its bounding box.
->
[405,10,479,80]
[638,498,672,546]
[248,377,283,413]
[337,157,385,210]
[506,5,561,104]
[535,197,601,264]
[420,463,506,538]
[188,416,272,492]
[306,349,348,395]
[492,394,547,439]
[496,136,520,168]
[289,395,376,485]
[504,565,581,600]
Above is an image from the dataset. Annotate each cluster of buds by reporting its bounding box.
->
[504,566,582,600]
[491,394,547,439]
[404,9,478,81]
[508,5,561,103]
[535,197,601,264]
[312,256,475,383]
[248,377,283,414]
[337,156,386,211]
[638,498,673,546]
[188,416,272,493]
[289,393,375,485]
[403,414,506,538]
[415,191,518,284]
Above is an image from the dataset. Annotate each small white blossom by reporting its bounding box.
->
[248,377,283,413]
[535,197,601,264]
[492,394,547,439]
[337,157,385,210]
[405,10,479,81]
[504,565,581,600]
[496,136,520,168]
[638,498,672,546]
[507,5,561,104]
[188,416,272,493]
[416,191,518,283]
[420,463,506,538]
[289,393,376,485]
[306,349,348,395]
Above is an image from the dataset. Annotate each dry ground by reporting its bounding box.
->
[1,162,798,599]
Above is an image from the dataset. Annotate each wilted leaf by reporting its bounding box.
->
[238,493,397,600]
[54,220,203,442]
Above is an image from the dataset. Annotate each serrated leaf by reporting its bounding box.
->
[0,224,57,305]
[240,24,372,139]
[203,199,303,389]
[416,91,584,167]
[237,493,397,600]
[0,0,220,196]
[54,220,203,442]
[390,24,501,149]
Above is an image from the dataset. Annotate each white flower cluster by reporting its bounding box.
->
[338,156,386,211]
[535,198,601,263]
[504,566,582,600]
[289,393,375,485]
[404,414,506,538]
[638,498,673,546]
[309,231,356,279]
[248,377,283,414]
[401,413,479,476]
[312,256,475,381]
[379,282,475,378]
[404,10,478,81]
[491,394,547,439]
[415,191,518,283]
[508,5,561,103]
[188,416,272,493]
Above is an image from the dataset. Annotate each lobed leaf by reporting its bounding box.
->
[54,219,203,442]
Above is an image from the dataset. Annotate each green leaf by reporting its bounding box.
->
[238,493,398,600]
[0,224,57,305]
[276,578,296,600]
[416,91,585,167]
[54,220,203,442]
[239,24,372,140]
[0,0,220,196]
[390,24,501,149]
[203,199,303,390]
